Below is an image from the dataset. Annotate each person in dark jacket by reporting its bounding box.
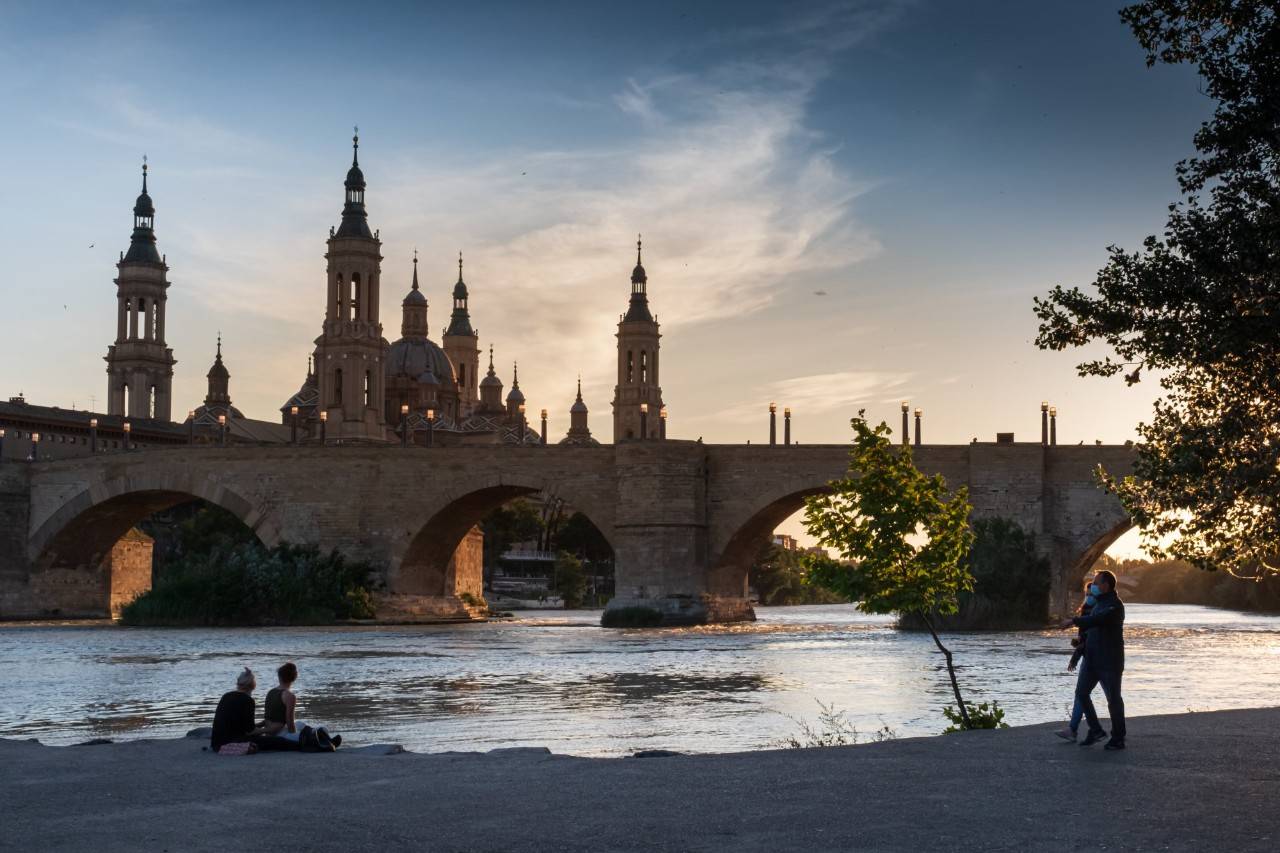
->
[1061,569,1127,750]
[210,668,265,753]
[1055,580,1096,742]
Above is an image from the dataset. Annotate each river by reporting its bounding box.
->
[1,604,1277,755]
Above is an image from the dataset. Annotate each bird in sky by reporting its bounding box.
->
[813,290,827,296]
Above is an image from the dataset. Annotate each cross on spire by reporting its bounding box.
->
[352,125,359,165]
[142,155,148,193]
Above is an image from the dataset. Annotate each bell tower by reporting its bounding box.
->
[312,129,387,440]
[442,251,480,417]
[105,158,176,420]
[612,236,663,440]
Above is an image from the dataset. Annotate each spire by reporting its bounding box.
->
[576,374,583,401]
[206,332,230,404]
[446,249,474,337]
[307,354,314,379]
[488,344,495,375]
[412,250,420,291]
[336,126,372,239]
[570,374,588,414]
[512,361,520,389]
[401,252,427,333]
[124,156,161,265]
[215,331,222,359]
[623,233,653,322]
[506,359,525,408]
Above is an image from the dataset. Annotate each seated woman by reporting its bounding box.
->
[262,661,342,750]
[210,668,265,754]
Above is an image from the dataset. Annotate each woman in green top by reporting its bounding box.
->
[262,661,342,749]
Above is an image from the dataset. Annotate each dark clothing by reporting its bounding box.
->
[1072,591,1126,673]
[1077,667,1127,742]
[264,687,287,725]
[211,690,255,752]
[1068,600,1093,671]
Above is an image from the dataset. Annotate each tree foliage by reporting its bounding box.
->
[1034,1,1280,577]
[749,543,844,606]
[803,413,980,727]
[553,550,588,609]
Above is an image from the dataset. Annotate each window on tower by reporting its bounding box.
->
[333,369,343,405]
[351,274,361,321]
[364,371,372,407]
[335,273,344,318]
[627,351,634,384]
[640,350,648,384]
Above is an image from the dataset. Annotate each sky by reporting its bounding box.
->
[0,1,1210,554]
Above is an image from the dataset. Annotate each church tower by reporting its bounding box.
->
[205,334,231,409]
[442,251,480,416]
[105,159,176,420]
[612,236,663,440]
[560,376,598,445]
[479,345,504,414]
[312,130,387,440]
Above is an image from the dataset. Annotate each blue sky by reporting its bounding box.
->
[0,0,1207,462]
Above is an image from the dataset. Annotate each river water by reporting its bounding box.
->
[1,604,1277,755]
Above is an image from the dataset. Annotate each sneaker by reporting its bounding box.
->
[331,734,342,749]
[1054,727,1077,742]
[1079,729,1108,746]
[1103,739,1126,751]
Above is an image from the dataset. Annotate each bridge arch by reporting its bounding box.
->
[393,474,615,597]
[708,485,830,598]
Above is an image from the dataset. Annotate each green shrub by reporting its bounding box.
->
[600,606,663,628]
[121,542,377,626]
[942,700,1010,733]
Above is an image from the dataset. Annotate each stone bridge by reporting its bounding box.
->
[0,441,1135,623]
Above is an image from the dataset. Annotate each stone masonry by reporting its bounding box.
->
[0,442,1133,622]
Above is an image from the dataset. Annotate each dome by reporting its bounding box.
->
[386,337,454,384]
[133,191,155,218]
[570,397,588,414]
[505,385,525,405]
[345,163,365,190]
[403,287,427,307]
[207,359,229,380]
[480,371,502,388]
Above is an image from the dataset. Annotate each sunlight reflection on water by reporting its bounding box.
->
[0,604,1277,756]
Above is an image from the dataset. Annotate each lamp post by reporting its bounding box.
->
[319,410,327,446]
[426,408,435,448]
[1049,406,1058,446]
[914,408,922,446]
[518,403,527,445]
[0,427,5,462]
[659,406,667,440]
[769,402,777,446]
[90,418,99,453]
[217,414,227,447]
[1041,401,1049,445]
[639,403,648,440]
[540,408,548,445]
[31,432,40,462]
[400,403,409,448]
[186,411,194,445]
[784,407,791,445]
[122,422,131,452]
[901,401,909,445]
[290,405,299,445]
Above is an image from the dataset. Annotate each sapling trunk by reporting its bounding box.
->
[918,610,971,729]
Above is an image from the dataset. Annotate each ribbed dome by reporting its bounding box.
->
[403,287,427,306]
[134,191,155,218]
[570,397,588,414]
[345,163,365,190]
[506,385,525,404]
[480,371,502,388]
[386,337,454,384]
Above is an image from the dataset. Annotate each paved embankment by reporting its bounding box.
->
[2,708,1277,852]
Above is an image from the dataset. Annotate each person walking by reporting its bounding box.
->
[1061,569,1127,750]
[1055,579,1096,742]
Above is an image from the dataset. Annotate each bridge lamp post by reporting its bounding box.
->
[784,407,791,445]
[659,406,667,440]
[639,403,648,440]
[426,408,435,448]
[1041,401,1049,445]
[914,408,922,447]
[90,418,98,453]
[540,409,548,446]
[0,428,5,462]
[400,404,409,448]
[122,422,131,452]
[30,432,39,462]
[217,414,227,447]
[769,402,777,446]
[518,404,527,445]
[290,406,299,445]
[1049,406,1058,446]
[185,411,194,445]
[319,410,327,446]
[901,401,910,446]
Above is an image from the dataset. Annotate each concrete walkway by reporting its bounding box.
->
[2,708,1277,852]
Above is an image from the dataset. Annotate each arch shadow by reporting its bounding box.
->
[396,483,615,597]
[709,486,829,598]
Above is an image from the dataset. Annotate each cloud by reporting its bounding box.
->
[690,369,914,425]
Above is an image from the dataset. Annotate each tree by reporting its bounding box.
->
[552,551,587,609]
[803,413,978,728]
[481,499,544,569]
[1034,2,1280,577]
[749,542,844,606]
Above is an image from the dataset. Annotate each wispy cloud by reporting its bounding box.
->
[691,369,914,425]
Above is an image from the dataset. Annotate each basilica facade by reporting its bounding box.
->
[45,135,671,451]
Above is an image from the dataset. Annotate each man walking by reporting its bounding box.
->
[1062,569,1127,750]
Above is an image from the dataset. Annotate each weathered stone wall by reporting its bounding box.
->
[108,528,153,617]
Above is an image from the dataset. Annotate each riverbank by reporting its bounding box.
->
[2,707,1277,852]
